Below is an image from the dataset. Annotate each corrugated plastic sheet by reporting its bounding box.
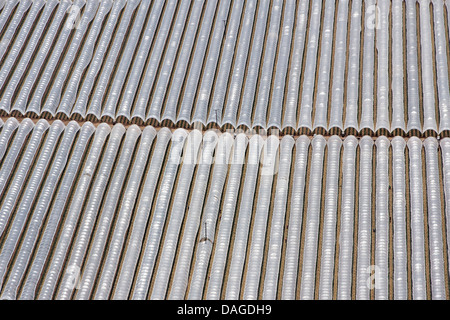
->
[0,118,449,300]
[2,0,450,134]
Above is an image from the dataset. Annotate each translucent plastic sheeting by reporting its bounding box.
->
[0,0,34,68]
[12,0,72,114]
[433,0,450,132]
[336,136,358,299]
[391,0,406,132]
[391,137,408,300]
[0,124,449,299]
[0,117,19,163]
[205,134,248,300]
[318,136,342,299]
[423,138,446,299]
[71,0,130,117]
[0,121,80,300]
[94,126,157,300]
[0,0,57,112]
[242,136,280,300]
[407,137,427,300]
[19,123,96,300]
[0,119,48,239]
[440,137,450,287]
[281,136,310,299]
[299,135,326,299]
[251,0,282,129]
[191,0,232,126]
[187,133,234,299]
[312,0,335,131]
[360,0,375,132]
[297,0,322,131]
[127,0,180,122]
[236,0,270,128]
[58,0,114,116]
[0,0,19,37]
[112,128,172,300]
[222,0,257,128]
[0,119,34,205]
[344,0,362,131]
[177,0,219,123]
[27,0,87,115]
[267,0,295,129]
[419,0,438,132]
[37,123,111,300]
[131,129,189,300]
[355,136,373,300]
[223,135,264,300]
[146,0,197,122]
[74,125,142,300]
[56,124,126,300]
[41,0,100,116]
[0,1,448,133]
[282,0,309,130]
[162,0,210,123]
[375,137,390,300]
[375,1,390,132]
[205,0,243,127]
[0,121,64,290]
[406,0,422,132]
[262,136,295,299]
[91,0,153,119]
[167,131,218,300]
[329,0,349,131]
[149,130,203,300]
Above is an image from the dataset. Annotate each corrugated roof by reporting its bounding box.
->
[0,118,448,300]
[1,0,450,135]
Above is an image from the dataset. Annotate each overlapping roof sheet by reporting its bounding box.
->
[0,118,448,299]
[1,0,450,135]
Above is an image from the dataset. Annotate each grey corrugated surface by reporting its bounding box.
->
[0,118,448,300]
[0,0,450,134]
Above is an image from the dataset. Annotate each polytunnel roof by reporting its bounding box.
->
[0,118,447,300]
[0,0,449,135]
[0,0,449,301]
